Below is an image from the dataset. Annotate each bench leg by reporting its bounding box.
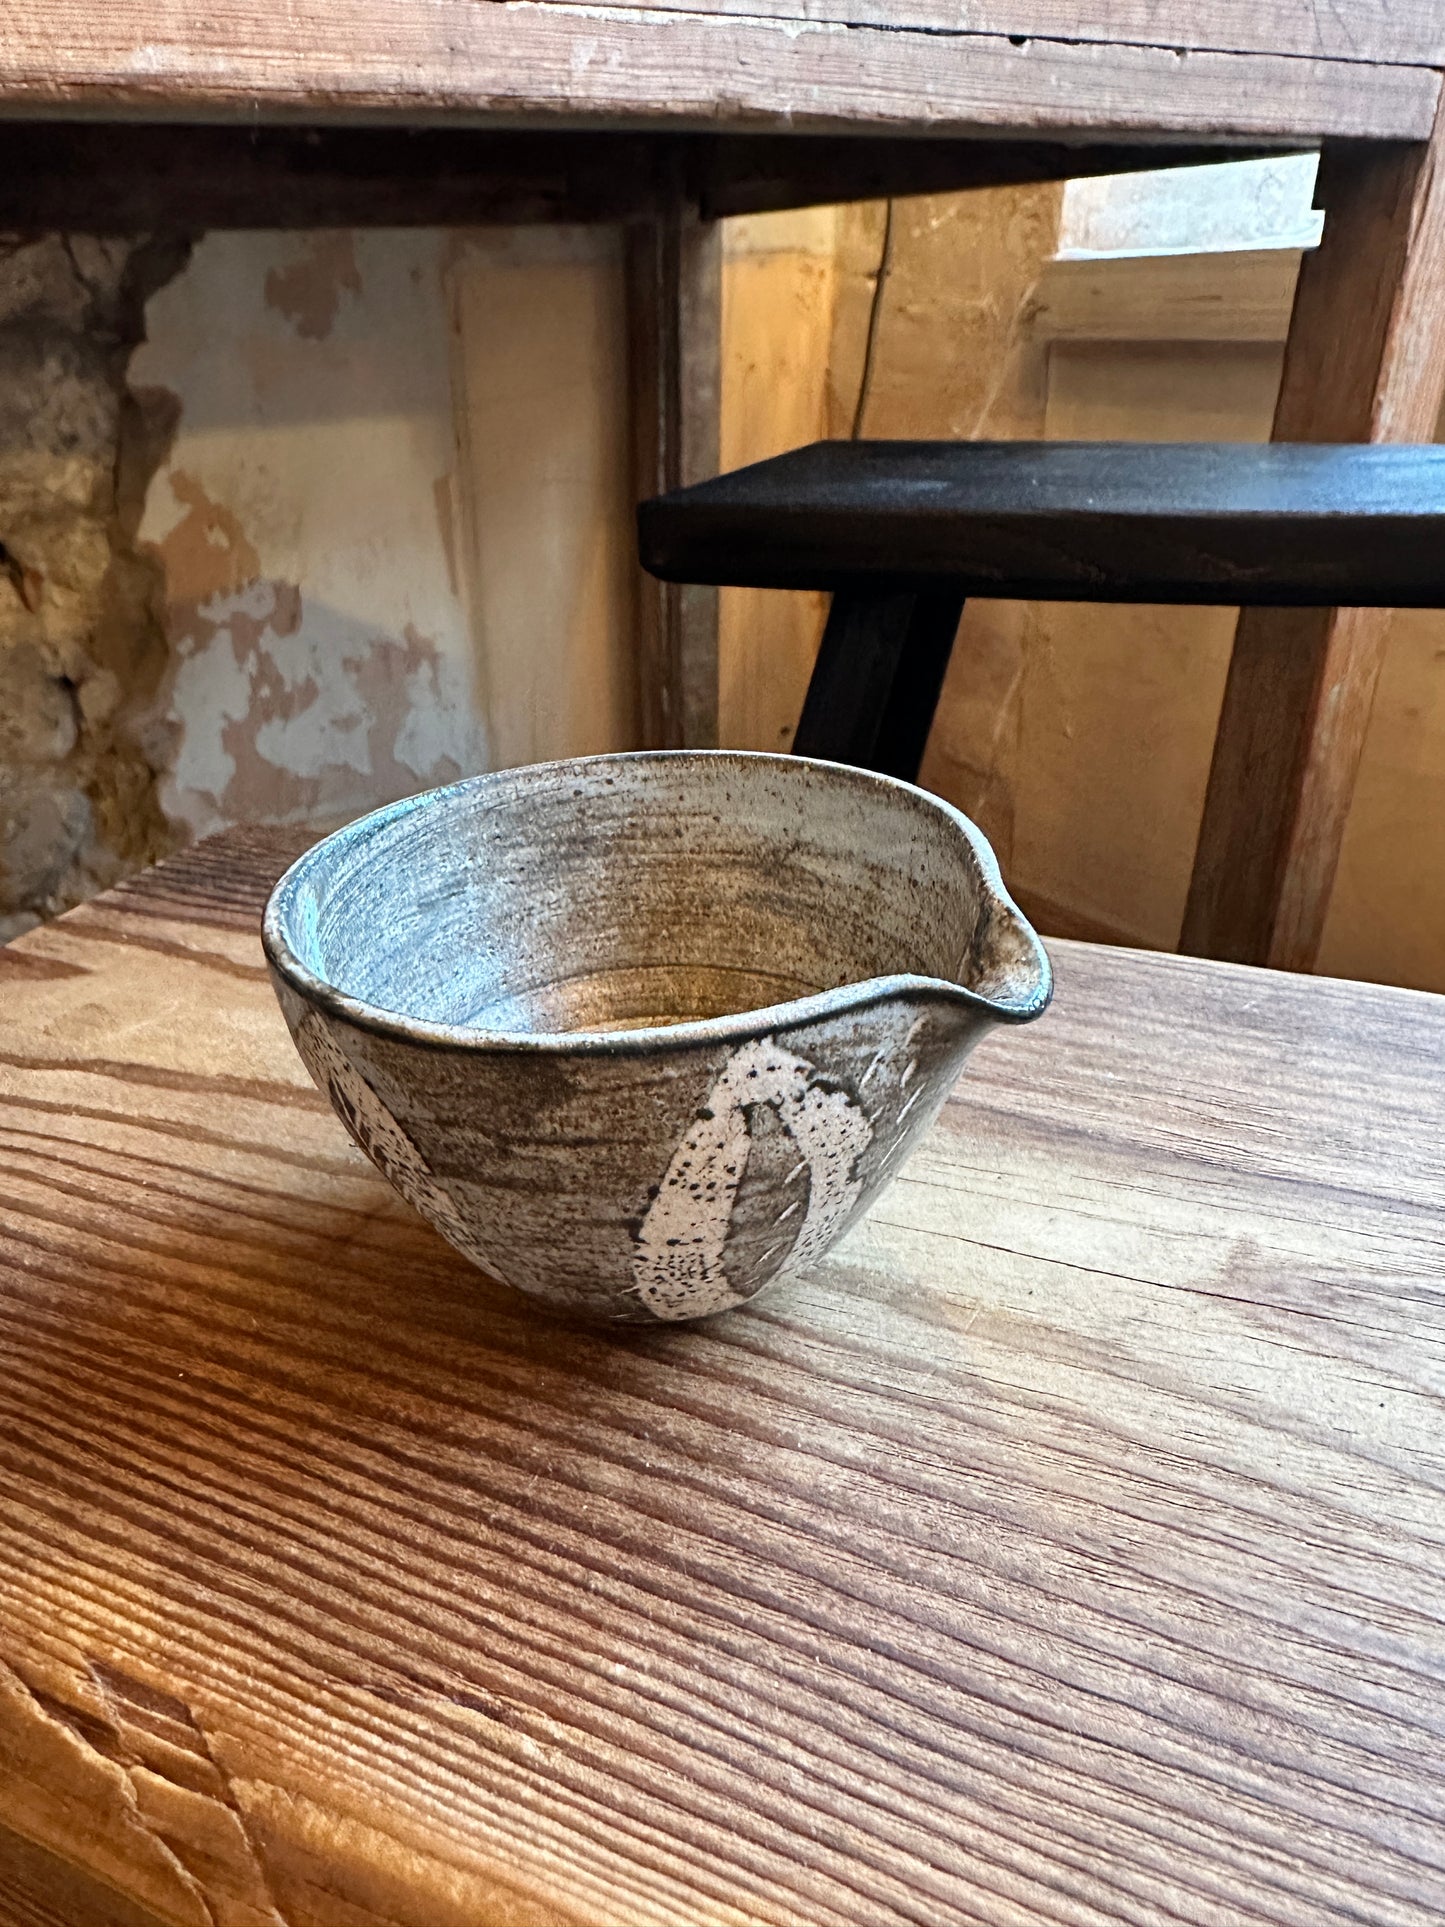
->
[627,174,722,750]
[1182,108,1445,970]
[792,585,965,782]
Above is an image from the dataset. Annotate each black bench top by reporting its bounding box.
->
[638,441,1445,606]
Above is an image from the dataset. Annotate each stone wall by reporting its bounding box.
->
[0,234,188,940]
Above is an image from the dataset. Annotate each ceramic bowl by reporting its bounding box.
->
[263,751,1051,1323]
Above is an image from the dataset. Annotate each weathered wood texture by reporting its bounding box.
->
[0,123,1282,231]
[1183,115,1445,973]
[0,1822,166,1927]
[1,2,1437,139]
[0,826,1442,1926]
[628,196,722,749]
[528,0,1445,67]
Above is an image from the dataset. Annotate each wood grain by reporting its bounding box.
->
[1,1,1436,139]
[0,826,1442,1925]
[525,0,1445,68]
[1034,248,1303,344]
[1183,106,1445,973]
[0,1822,167,1927]
[628,192,722,750]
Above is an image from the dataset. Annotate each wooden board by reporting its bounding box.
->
[1,1,1436,140]
[526,0,1445,68]
[0,123,1285,232]
[1183,111,1445,973]
[639,439,1445,603]
[628,190,722,749]
[0,825,1442,1926]
[1034,248,1303,344]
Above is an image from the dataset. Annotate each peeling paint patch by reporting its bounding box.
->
[135,230,487,847]
[158,585,469,838]
[155,469,261,607]
[263,233,362,341]
[345,623,467,800]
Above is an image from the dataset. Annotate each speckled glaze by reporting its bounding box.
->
[263,751,1052,1323]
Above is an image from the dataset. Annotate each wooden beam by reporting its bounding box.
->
[1,2,1436,142]
[0,123,663,230]
[1033,248,1303,344]
[0,121,1283,233]
[525,0,1445,70]
[1182,116,1445,971]
[791,586,967,781]
[694,137,1285,221]
[627,183,721,749]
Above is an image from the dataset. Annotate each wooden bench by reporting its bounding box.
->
[641,438,1445,969]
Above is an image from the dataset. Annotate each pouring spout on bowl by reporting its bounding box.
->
[911,803,1053,1030]
[949,884,1054,1025]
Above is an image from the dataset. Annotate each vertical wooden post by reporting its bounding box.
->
[627,169,722,749]
[1181,108,1445,971]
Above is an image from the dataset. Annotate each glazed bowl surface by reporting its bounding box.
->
[263,750,1051,1322]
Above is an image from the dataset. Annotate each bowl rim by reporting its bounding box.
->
[261,749,1053,1057]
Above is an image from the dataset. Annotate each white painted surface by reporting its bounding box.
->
[135,231,486,841]
[1060,154,1322,259]
[131,226,644,848]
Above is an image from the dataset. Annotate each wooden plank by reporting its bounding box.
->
[1182,115,1445,971]
[0,827,1442,1925]
[696,137,1285,221]
[627,186,722,748]
[1034,247,1303,343]
[0,2,1436,140]
[0,1822,168,1927]
[0,121,1282,232]
[526,0,1445,69]
[639,439,1445,603]
[0,122,665,230]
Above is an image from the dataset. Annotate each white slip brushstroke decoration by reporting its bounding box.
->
[632,1036,874,1322]
[295,1012,513,1282]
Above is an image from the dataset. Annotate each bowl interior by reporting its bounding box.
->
[272,754,996,1035]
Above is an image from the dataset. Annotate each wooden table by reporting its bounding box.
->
[1,825,1441,1926]
[7,2,1445,973]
